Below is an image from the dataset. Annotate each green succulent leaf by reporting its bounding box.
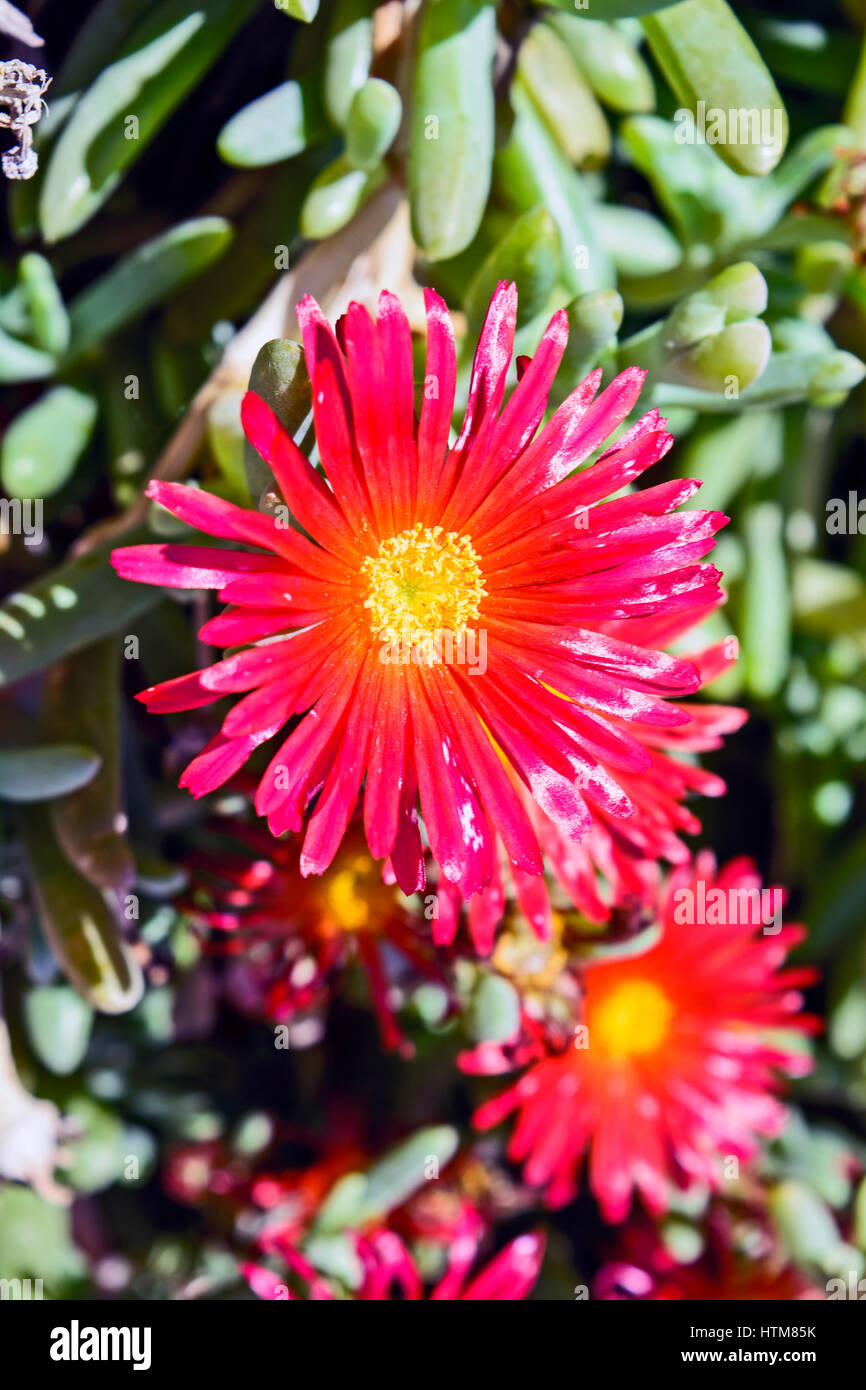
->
[675,410,781,512]
[0,326,56,384]
[300,156,385,240]
[409,0,496,262]
[464,205,560,329]
[594,205,683,278]
[467,974,521,1043]
[546,15,655,113]
[555,289,623,393]
[44,638,136,900]
[68,218,234,357]
[345,79,402,171]
[769,1180,848,1270]
[245,340,312,502]
[759,19,857,99]
[620,114,757,251]
[1,387,98,500]
[0,538,160,689]
[275,0,320,20]
[0,1188,85,1291]
[39,0,261,242]
[311,1126,460,1234]
[642,0,788,176]
[518,22,610,168]
[18,254,70,356]
[62,1095,129,1192]
[542,0,680,15]
[742,502,791,699]
[323,0,375,129]
[355,1126,459,1224]
[24,986,94,1076]
[0,745,101,803]
[217,78,326,168]
[495,81,614,295]
[21,804,144,1015]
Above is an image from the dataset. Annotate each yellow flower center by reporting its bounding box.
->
[320,853,392,935]
[324,867,371,932]
[589,978,673,1059]
[361,523,485,653]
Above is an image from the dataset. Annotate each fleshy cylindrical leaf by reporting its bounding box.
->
[345,79,402,171]
[517,22,610,168]
[409,0,496,261]
[323,0,375,129]
[464,205,560,328]
[44,638,136,900]
[39,0,262,242]
[217,78,326,168]
[0,745,101,803]
[24,986,94,1076]
[494,81,614,295]
[742,501,790,699]
[67,218,233,357]
[245,339,312,502]
[300,156,385,240]
[21,805,144,1015]
[642,0,788,175]
[595,205,682,277]
[18,254,70,356]
[547,14,655,113]
[1,387,98,499]
[0,536,159,688]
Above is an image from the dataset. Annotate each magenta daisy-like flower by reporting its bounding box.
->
[113,283,727,899]
[474,854,818,1218]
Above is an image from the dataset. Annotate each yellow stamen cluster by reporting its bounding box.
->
[589,978,673,1059]
[322,853,389,934]
[361,522,485,654]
